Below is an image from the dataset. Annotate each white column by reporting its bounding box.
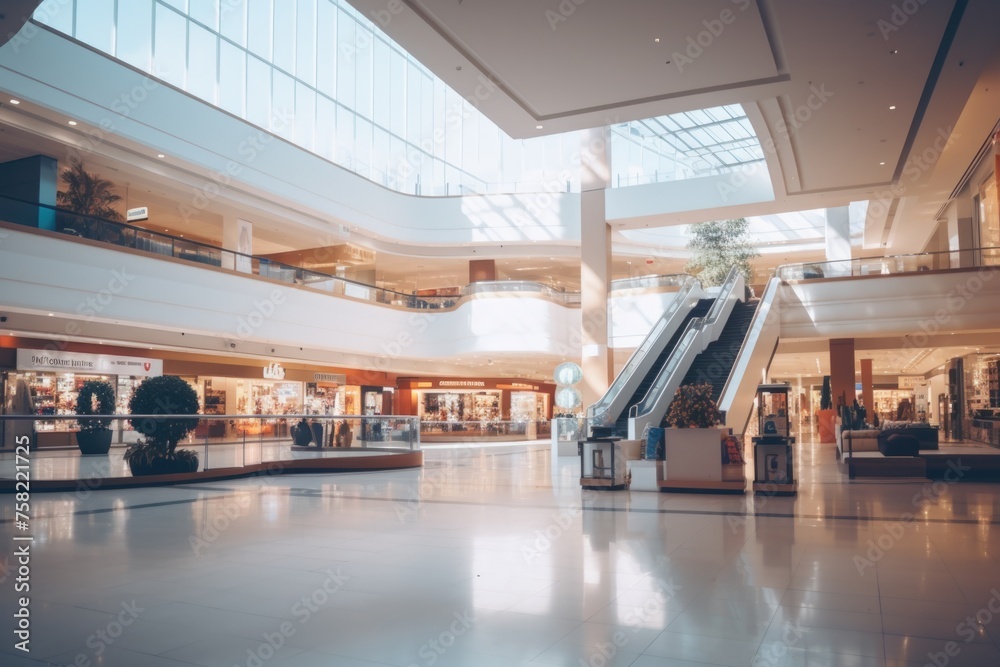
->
[824,206,851,276]
[945,198,976,268]
[580,127,612,408]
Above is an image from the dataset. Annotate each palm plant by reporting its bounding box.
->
[56,158,123,241]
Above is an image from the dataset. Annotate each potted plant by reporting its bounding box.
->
[661,383,725,481]
[817,376,837,443]
[56,157,124,242]
[124,375,200,476]
[74,379,116,455]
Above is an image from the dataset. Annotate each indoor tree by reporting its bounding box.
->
[56,157,123,240]
[684,217,760,287]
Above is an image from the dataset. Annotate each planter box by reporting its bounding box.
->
[662,428,723,482]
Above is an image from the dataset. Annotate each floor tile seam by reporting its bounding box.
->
[6,488,1000,527]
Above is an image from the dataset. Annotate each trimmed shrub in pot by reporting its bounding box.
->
[124,375,200,476]
[74,379,115,455]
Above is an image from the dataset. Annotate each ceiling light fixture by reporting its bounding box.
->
[9,99,20,105]
[889,49,898,54]
[157,153,165,158]
[67,120,78,126]
[536,125,543,129]
[654,38,660,43]
[880,161,885,165]
[889,105,896,110]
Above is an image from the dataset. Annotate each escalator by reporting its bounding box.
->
[613,298,713,436]
[674,299,760,407]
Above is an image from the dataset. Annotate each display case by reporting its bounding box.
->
[579,437,629,490]
[752,383,797,495]
[196,379,227,438]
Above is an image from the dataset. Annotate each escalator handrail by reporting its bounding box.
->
[588,275,699,425]
[629,267,744,420]
[717,276,781,411]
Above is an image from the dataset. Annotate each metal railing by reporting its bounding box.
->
[776,247,1000,281]
[0,413,420,479]
[419,419,551,439]
[1,195,687,311]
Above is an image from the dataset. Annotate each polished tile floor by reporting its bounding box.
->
[1,436,999,666]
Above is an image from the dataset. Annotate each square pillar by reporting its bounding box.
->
[829,338,856,407]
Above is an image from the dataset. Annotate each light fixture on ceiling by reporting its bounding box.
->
[889,49,898,54]
[879,161,885,165]
[654,38,660,43]
[536,125,543,129]
[47,313,54,317]
[9,99,20,105]
[67,120,77,126]
[157,153,165,158]
[889,105,896,110]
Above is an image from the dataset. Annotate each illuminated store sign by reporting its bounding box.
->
[16,349,162,376]
[438,380,486,388]
[314,373,346,383]
[263,362,286,380]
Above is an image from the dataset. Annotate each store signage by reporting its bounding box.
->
[17,349,162,377]
[263,362,285,380]
[126,206,149,222]
[313,372,346,383]
[439,380,486,388]
[898,375,926,389]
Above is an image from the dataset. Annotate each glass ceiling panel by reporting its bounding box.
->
[611,103,767,187]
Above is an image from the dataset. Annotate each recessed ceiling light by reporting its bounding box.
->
[879,161,885,165]
[455,65,462,71]
[654,38,660,43]
[889,49,898,55]
[157,153,165,158]
[889,105,896,110]
[9,99,20,105]
[68,120,77,126]
[47,313,54,317]
[536,125,543,129]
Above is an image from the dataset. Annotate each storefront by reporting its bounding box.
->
[2,348,162,448]
[396,377,554,439]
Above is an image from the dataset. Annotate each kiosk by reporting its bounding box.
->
[752,383,797,496]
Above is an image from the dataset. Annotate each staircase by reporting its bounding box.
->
[614,298,714,436]
[675,299,760,406]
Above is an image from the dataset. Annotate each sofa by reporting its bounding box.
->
[838,423,939,458]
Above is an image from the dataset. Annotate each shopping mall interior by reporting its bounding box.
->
[2,0,1000,665]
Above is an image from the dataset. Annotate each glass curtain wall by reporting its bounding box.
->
[32,1,765,197]
[34,0,581,196]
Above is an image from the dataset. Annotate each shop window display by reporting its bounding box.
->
[419,391,501,430]
[235,379,302,436]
